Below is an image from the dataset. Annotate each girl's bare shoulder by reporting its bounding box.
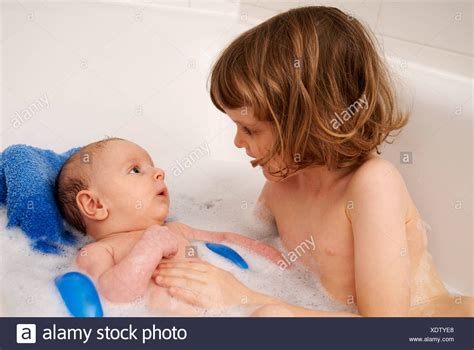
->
[344,157,412,218]
[347,157,406,193]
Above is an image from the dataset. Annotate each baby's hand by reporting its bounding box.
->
[143,225,179,258]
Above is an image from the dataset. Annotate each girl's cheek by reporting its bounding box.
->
[256,137,270,156]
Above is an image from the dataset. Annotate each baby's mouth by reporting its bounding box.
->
[157,188,168,198]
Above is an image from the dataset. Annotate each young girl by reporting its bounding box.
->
[154,6,473,317]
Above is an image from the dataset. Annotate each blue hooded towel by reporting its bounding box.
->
[0,144,81,254]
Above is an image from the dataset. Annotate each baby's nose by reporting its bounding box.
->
[154,168,165,181]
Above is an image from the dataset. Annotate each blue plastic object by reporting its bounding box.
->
[55,272,103,317]
[205,243,249,269]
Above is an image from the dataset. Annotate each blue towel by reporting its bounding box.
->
[0,144,80,254]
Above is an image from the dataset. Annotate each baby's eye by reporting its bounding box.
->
[128,166,140,174]
[243,127,253,135]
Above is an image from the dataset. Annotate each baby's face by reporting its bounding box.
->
[88,140,169,231]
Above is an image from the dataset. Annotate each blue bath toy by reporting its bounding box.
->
[55,272,103,317]
[205,243,249,269]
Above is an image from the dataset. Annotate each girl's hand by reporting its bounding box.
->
[154,260,254,308]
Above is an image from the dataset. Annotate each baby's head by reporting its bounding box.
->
[210,6,408,179]
[55,138,169,239]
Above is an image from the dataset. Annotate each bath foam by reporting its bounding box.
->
[0,210,354,316]
[0,159,356,316]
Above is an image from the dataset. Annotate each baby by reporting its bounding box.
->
[55,137,281,315]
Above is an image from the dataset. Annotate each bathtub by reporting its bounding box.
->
[1,1,472,316]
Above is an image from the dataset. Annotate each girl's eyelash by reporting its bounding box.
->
[243,127,253,135]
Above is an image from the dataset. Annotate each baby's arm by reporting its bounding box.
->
[346,159,411,316]
[76,225,178,303]
[168,222,283,264]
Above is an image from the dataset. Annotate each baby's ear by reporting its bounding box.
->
[76,190,108,221]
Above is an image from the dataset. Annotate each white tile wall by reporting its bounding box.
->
[240,0,473,77]
[377,1,471,56]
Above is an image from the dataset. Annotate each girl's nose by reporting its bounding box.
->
[234,132,246,149]
[153,168,165,181]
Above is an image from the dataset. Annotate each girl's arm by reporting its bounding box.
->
[170,180,282,264]
[167,222,283,265]
[346,159,411,316]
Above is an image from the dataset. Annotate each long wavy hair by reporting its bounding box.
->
[210,6,408,177]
